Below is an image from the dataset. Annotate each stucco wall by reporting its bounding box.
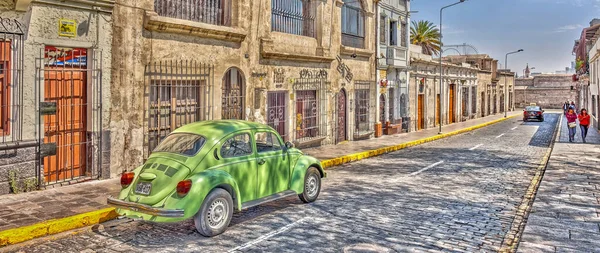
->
[111,0,377,175]
[515,75,577,109]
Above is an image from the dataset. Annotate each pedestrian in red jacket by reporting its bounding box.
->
[566,108,578,142]
[578,108,591,143]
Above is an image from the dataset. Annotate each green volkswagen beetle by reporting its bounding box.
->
[108,120,325,237]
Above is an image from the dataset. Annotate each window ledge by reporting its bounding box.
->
[261,38,334,63]
[340,45,374,58]
[144,11,247,43]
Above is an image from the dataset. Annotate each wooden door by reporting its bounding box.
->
[44,68,88,182]
[418,94,424,130]
[435,94,440,125]
[481,92,485,117]
[449,84,455,123]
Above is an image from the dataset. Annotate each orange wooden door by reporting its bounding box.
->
[449,84,455,123]
[418,94,424,130]
[435,94,440,125]
[43,68,87,182]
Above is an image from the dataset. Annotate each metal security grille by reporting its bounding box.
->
[36,47,103,186]
[293,78,329,143]
[0,18,24,145]
[388,87,395,123]
[462,87,469,120]
[267,91,287,140]
[221,68,245,120]
[145,60,214,156]
[271,0,315,37]
[471,86,477,115]
[154,0,231,26]
[354,81,374,135]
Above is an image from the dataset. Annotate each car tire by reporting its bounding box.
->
[194,188,233,237]
[298,167,321,203]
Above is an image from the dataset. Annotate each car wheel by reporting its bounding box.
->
[194,188,233,237]
[298,167,321,203]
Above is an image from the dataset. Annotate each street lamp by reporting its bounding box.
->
[505,49,524,117]
[438,0,468,134]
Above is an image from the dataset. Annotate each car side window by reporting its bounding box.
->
[255,132,282,153]
[220,133,253,158]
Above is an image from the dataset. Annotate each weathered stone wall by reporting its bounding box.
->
[0,148,36,194]
[515,75,577,109]
[111,0,377,174]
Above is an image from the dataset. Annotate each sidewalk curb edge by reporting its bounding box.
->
[321,114,519,168]
[0,114,519,247]
[0,207,118,247]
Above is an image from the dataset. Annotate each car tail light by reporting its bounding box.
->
[537,111,542,115]
[177,180,192,197]
[121,172,135,187]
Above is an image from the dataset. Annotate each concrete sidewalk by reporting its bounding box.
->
[0,111,519,247]
[518,115,600,252]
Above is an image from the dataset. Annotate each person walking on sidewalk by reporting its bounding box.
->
[563,101,569,115]
[569,102,577,113]
[566,108,578,142]
[578,108,591,143]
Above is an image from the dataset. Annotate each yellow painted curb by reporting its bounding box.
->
[0,114,518,247]
[0,207,117,247]
[321,115,519,169]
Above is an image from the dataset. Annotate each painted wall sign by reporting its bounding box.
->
[336,56,353,82]
[58,19,77,37]
[274,68,285,84]
[299,69,328,79]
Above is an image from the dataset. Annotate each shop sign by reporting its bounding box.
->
[336,56,353,82]
[299,69,328,79]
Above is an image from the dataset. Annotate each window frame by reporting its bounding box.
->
[220,132,254,159]
[254,131,284,154]
[153,133,207,157]
[154,0,232,26]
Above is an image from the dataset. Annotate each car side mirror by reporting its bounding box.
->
[285,141,294,150]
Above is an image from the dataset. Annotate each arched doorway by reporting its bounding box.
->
[336,89,347,143]
[222,68,245,120]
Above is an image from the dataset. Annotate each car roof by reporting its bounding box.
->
[172,120,273,136]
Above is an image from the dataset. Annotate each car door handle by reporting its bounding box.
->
[258,159,266,165]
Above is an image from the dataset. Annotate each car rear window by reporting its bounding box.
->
[526,106,540,111]
[154,133,206,156]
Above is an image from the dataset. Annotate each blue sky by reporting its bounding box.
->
[410,0,600,74]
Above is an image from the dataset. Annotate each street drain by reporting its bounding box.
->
[343,243,393,253]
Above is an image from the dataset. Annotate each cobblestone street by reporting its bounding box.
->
[1,114,560,253]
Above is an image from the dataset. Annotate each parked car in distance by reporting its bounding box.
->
[108,120,326,237]
[523,105,544,122]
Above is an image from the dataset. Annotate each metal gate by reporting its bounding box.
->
[267,91,287,140]
[0,18,24,145]
[292,78,331,146]
[36,47,103,185]
[221,67,245,120]
[145,60,214,156]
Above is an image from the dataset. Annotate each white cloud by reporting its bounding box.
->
[553,24,584,33]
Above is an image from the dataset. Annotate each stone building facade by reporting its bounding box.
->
[111,0,377,174]
[408,45,478,131]
[0,0,113,194]
[575,19,600,129]
[515,75,578,109]
[376,0,410,134]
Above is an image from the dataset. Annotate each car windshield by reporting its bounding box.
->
[526,106,540,111]
[154,133,206,156]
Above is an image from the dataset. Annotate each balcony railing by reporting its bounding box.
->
[342,33,364,49]
[271,0,315,37]
[154,0,231,26]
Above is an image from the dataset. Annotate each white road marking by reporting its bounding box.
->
[511,127,518,130]
[469,144,483,151]
[496,133,505,138]
[410,161,444,176]
[228,217,309,252]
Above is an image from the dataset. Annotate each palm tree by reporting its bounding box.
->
[410,20,442,56]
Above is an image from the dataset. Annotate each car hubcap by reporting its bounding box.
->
[207,198,228,229]
[306,174,319,198]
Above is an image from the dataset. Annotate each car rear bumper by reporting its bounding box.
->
[107,196,185,218]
